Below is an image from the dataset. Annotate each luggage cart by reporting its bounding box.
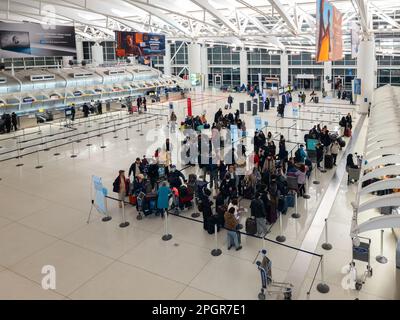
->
[352,236,373,291]
[254,249,293,300]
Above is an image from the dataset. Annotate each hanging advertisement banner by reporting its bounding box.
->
[0,22,76,58]
[351,22,361,59]
[92,176,108,215]
[316,0,343,63]
[115,31,165,57]
[353,78,362,95]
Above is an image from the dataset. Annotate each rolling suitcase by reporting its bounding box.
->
[206,215,220,234]
[278,195,288,214]
[344,128,352,137]
[245,217,257,235]
[325,154,334,169]
[286,194,295,208]
[266,205,278,224]
[338,137,346,148]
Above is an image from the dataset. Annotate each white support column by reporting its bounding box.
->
[164,41,172,76]
[200,45,209,89]
[323,61,332,95]
[91,43,104,67]
[240,49,248,87]
[357,39,376,114]
[280,52,288,87]
[75,39,84,63]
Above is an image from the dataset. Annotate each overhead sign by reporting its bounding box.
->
[0,22,76,58]
[316,0,343,63]
[115,31,165,57]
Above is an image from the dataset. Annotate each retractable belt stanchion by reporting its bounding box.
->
[313,163,320,185]
[320,148,327,173]
[162,211,172,241]
[211,224,222,256]
[376,229,388,264]
[53,141,60,156]
[35,149,43,169]
[70,140,77,158]
[316,256,330,293]
[125,127,130,141]
[140,122,144,136]
[119,200,130,228]
[276,212,286,243]
[16,138,24,167]
[291,190,301,219]
[100,134,106,149]
[86,131,92,147]
[113,120,118,139]
[321,218,333,250]
[303,175,311,199]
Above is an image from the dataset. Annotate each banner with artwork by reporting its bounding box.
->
[316,0,343,63]
[0,22,76,58]
[92,176,108,215]
[351,22,361,59]
[115,31,165,57]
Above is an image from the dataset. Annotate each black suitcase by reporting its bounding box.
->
[267,199,278,224]
[245,217,257,235]
[325,154,333,169]
[206,215,220,234]
[338,137,346,148]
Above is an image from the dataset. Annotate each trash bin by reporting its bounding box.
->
[314,96,319,104]
[252,103,257,116]
[240,102,245,114]
[246,101,251,112]
[259,101,264,112]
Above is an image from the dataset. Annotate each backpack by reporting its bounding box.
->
[295,149,302,163]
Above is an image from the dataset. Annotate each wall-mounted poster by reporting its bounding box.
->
[353,78,361,95]
[0,22,76,58]
[316,0,343,63]
[115,31,165,57]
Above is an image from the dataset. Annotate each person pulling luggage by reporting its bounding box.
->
[250,192,268,237]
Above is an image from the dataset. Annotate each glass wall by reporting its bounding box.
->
[289,53,322,66]
[82,41,116,62]
[208,46,240,65]
[248,50,280,65]
[289,68,323,90]
[332,54,356,66]
[377,55,400,66]
[170,42,188,65]
[248,68,280,85]
[1,57,63,69]
[208,67,240,87]
[332,68,357,90]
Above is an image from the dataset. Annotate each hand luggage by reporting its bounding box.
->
[286,194,295,208]
[206,215,220,234]
[204,123,210,129]
[245,217,257,235]
[129,195,137,206]
[344,128,352,137]
[325,154,334,169]
[338,137,346,148]
[278,196,288,215]
[266,203,278,224]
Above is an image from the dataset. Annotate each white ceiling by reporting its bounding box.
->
[0,0,399,54]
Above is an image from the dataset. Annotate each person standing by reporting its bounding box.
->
[330,140,340,166]
[224,207,242,251]
[316,143,324,169]
[11,112,18,131]
[128,157,144,181]
[170,111,177,132]
[345,113,353,130]
[113,170,129,208]
[250,192,267,237]
[136,96,142,112]
[143,97,147,112]
[227,95,234,109]
[157,181,171,218]
[4,113,11,133]
[97,101,103,115]
[70,105,76,121]
[82,103,90,118]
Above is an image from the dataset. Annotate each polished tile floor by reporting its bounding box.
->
[0,89,398,300]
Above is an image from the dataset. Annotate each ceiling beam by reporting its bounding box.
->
[267,0,298,35]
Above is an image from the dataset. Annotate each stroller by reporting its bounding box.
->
[255,249,293,300]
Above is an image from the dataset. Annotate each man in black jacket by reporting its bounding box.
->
[250,192,267,237]
[128,158,144,180]
[168,165,187,189]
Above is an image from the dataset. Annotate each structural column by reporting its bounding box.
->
[240,49,248,87]
[323,61,332,95]
[164,41,172,76]
[280,52,289,87]
[188,43,208,90]
[357,39,376,113]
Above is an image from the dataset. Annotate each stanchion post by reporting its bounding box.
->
[291,191,301,219]
[71,140,77,158]
[162,211,172,241]
[16,139,24,167]
[313,163,320,185]
[100,134,106,149]
[321,218,333,250]
[119,200,130,228]
[211,224,222,256]
[125,127,130,141]
[316,256,330,293]
[376,229,388,264]
[276,212,286,243]
[35,150,43,169]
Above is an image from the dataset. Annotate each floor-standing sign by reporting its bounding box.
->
[187,98,192,117]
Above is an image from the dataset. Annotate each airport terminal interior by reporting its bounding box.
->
[0,0,399,301]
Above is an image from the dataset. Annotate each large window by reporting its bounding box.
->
[248,68,280,85]
[288,53,322,66]
[332,54,356,66]
[82,41,116,62]
[377,55,400,66]
[248,49,280,65]
[208,46,240,65]
[171,42,188,65]
[332,68,357,90]
[2,56,62,69]
[289,68,323,90]
[209,67,240,87]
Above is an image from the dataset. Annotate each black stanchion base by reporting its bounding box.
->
[376,255,388,264]
[86,144,92,147]
[320,169,327,173]
[44,148,51,152]
[136,130,140,132]
[119,221,130,228]
[125,138,130,141]
[76,140,82,143]
[16,163,24,167]
[35,165,43,169]
[322,243,333,250]
[191,212,201,218]
[162,234,172,241]
[54,153,60,156]
[71,154,77,158]
[211,249,222,257]
[303,194,311,199]
[136,215,143,220]
[102,216,112,222]
[100,146,106,149]
[313,181,320,185]
[291,213,301,219]
[317,283,330,294]
[113,136,118,139]
[140,133,144,136]
[276,235,286,243]
[97,135,102,137]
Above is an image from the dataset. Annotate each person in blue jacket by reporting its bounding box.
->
[157,181,171,218]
